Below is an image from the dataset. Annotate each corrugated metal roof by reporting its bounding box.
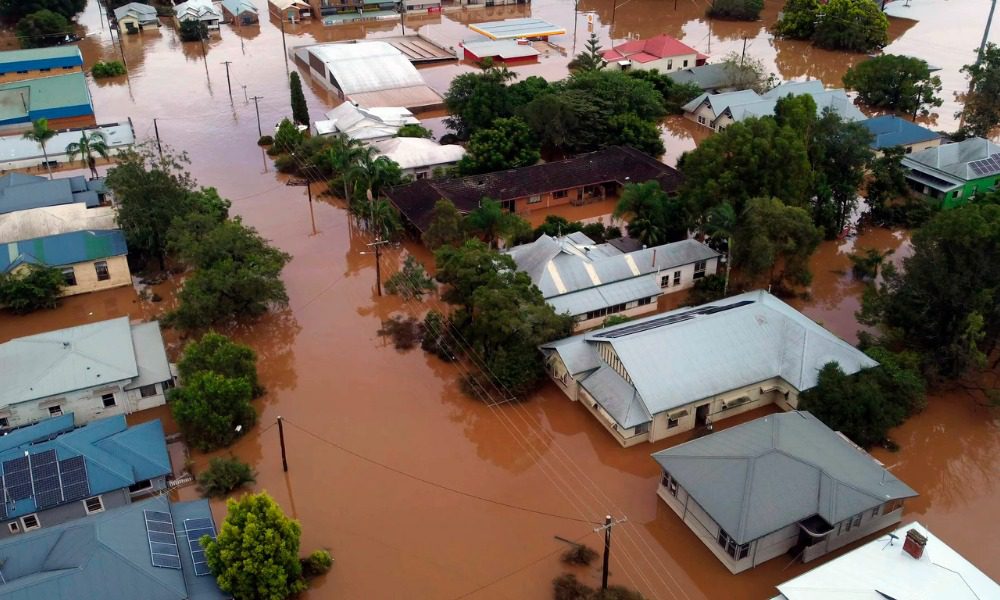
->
[462,39,541,60]
[0,47,82,69]
[0,229,127,272]
[0,122,133,167]
[220,0,258,15]
[903,137,1000,181]
[861,115,940,150]
[652,412,918,544]
[0,72,92,116]
[174,0,222,20]
[114,2,159,21]
[468,18,566,40]
[371,137,466,170]
[127,321,173,389]
[579,365,650,428]
[308,42,427,95]
[683,81,865,124]
[548,277,661,317]
[0,204,116,244]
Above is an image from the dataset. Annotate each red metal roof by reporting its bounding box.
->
[601,34,701,62]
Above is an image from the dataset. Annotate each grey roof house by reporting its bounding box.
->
[901,137,1000,208]
[0,413,172,539]
[0,172,107,215]
[653,411,918,574]
[0,495,226,599]
[539,290,877,446]
[0,317,176,429]
[506,233,720,331]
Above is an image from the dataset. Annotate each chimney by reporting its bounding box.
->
[902,528,928,560]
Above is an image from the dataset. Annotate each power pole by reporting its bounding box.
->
[594,515,626,591]
[369,238,389,296]
[280,18,290,80]
[250,95,264,137]
[277,416,288,472]
[153,118,163,158]
[977,0,997,66]
[114,26,128,69]
[221,60,233,99]
[287,177,317,234]
[740,36,747,68]
[241,84,248,103]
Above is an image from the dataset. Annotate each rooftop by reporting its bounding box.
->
[0,122,134,169]
[0,495,226,600]
[0,414,171,521]
[386,146,682,232]
[652,411,918,545]
[370,137,466,170]
[0,204,117,244]
[0,316,171,408]
[540,291,878,427]
[602,34,703,63]
[683,80,866,124]
[314,102,418,140]
[220,0,258,15]
[0,229,127,273]
[468,18,566,40]
[114,2,159,20]
[860,115,940,150]
[774,522,1000,600]
[0,173,105,215]
[174,0,222,20]
[0,47,83,70]
[0,73,92,122]
[666,63,733,91]
[462,39,541,60]
[903,137,1000,182]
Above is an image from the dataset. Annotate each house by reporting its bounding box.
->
[310,0,363,16]
[0,229,131,296]
[506,234,720,331]
[0,47,83,83]
[860,115,941,155]
[539,290,878,446]
[602,34,707,73]
[682,80,865,132]
[174,0,222,30]
[667,63,736,93]
[468,18,566,41]
[371,137,465,179]
[386,146,682,233]
[0,173,108,215]
[295,41,443,111]
[221,0,259,24]
[461,39,540,64]
[269,0,312,21]
[400,0,442,12]
[0,317,175,428]
[114,2,161,34]
[0,494,226,599]
[0,414,172,539]
[0,121,134,171]
[0,204,116,244]
[652,411,918,573]
[902,137,1000,208]
[0,72,95,130]
[312,102,419,141]
[773,522,1000,599]
[455,0,525,5]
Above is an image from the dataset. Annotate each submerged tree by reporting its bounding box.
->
[568,33,605,72]
[289,72,310,126]
[707,0,764,21]
[457,117,539,175]
[959,43,1000,138]
[733,197,822,290]
[170,372,256,452]
[384,255,435,300]
[0,265,65,314]
[179,332,263,397]
[613,181,689,246]
[421,199,466,249]
[843,55,943,117]
[66,130,110,179]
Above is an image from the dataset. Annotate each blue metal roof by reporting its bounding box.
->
[861,115,940,149]
[0,174,105,214]
[0,229,127,272]
[0,47,83,74]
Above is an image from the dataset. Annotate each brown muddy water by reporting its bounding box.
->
[0,1,998,598]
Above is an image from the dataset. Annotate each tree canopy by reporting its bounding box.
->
[170,371,256,452]
[463,198,531,248]
[808,108,875,237]
[179,332,263,397]
[15,9,71,48]
[458,117,540,175]
[959,43,1000,138]
[843,55,943,117]
[733,197,822,289]
[613,181,689,246]
[0,0,85,20]
[568,33,606,72]
[422,199,466,249]
[289,72,309,126]
[0,265,64,314]
[776,0,888,53]
[706,0,764,21]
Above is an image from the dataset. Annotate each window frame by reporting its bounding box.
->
[0,417,8,428]
[94,260,111,281]
[61,266,77,286]
[101,392,117,407]
[139,384,158,398]
[48,406,63,417]
[673,271,681,285]
[7,521,19,534]
[21,514,40,531]
[83,496,105,514]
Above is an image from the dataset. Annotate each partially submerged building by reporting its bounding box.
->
[902,137,1000,208]
[220,0,259,24]
[667,63,734,93]
[468,18,566,41]
[860,115,941,155]
[114,2,161,34]
[0,72,95,130]
[602,34,707,73]
[312,102,419,141]
[370,137,465,179]
[0,204,116,244]
[0,173,108,215]
[0,121,134,171]
[0,414,171,539]
[0,229,131,296]
[269,0,312,21]
[652,411,918,573]
[506,233,719,331]
[540,290,877,446]
[461,39,541,64]
[174,0,222,30]
[0,47,83,84]
[0,317,175,428]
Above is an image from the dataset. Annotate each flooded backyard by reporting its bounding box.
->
[0,0,998,598]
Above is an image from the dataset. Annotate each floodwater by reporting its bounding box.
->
[0,0,998,598]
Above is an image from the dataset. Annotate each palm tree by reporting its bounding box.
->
[325,134,365,201]
[66,130,110,179]
[23,119,56,179]
[704,202,738,296]
[370,199,402,241]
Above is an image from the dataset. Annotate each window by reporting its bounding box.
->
[48,406,62,417]
[101,393,116,408]
[717,528,750,560]
[693,260,707,279]
[129,479,153,493]
[660,274,671,288]
[553,190,568,199]
[40,68,51,72]
[634,422,650,435]
[667,59,673,70]
[673,271,681,286]
[16,70,27,74]
[527,194,541,204]
[852,514,862,528]
[416,171,427,180]
[139,384,158,398]
[21,514,40,531]
[95,261,110,281]
[871,506,880,518]
[637,296,653,306]
[162,379,175,391]
[683,59,689,68]
[667,416,679,429]
[84,496,105,514]
[697,116,706,125]
[7,521,19,534]
[61,267,77,286]
[0,418,8,428]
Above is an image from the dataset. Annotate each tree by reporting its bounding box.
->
[518,90,597,154]
[0,0,85,20]
[959,43,1000,138]
[15,9,71,49]
[733,197,822,289]
[197,457,256,498]
[422,199,466,249]
[179,19,208,42]
[396,124,432,138]
[384,255,435,300]
[625,69,703,113]
[324,134,365,201]
[463,198,530,248]
[170,372,256,451]
[289,72,309,126]
[775,0,822,40]
[203,493,307,599]
[720,51,776,93]
[272,118,305,154]
[704,202,737,295]
[179,332,263,397]
[0,265,64,314]
[167,218,292,330]
[458,117,539,175]
[22,118,55,179]
[91,60,127,78]
[843,55,943,117]
[809,108,874,237]
[812,0,888,52]
[865,146,911,223]
[65,130,110,179]
[568,33,605,72]
[606,112,665,156]
[707,0,764,20]
[613,181,689,246]
[444,66,518,139]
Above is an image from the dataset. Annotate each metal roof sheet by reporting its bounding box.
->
[861,115,940,149]
[652,412,918,544]
[904,137,1000,181]
[114,2,159,21]
[467,18,566,40]
[370,137,466,170]
[308,42,427,95]
[579,365,651,428]
[0,47,82,69]
[0,72,92,115]
[0,204,116,244]
[462,39,541,59]
[0,229,127,272]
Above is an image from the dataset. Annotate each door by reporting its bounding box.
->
[695,403,710,427]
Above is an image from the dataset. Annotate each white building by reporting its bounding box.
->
[507,233,720,331]
[173,0,222,29]
[312,102,419,142]
[0,203,116,243]
[601,34,706,73]
[370,137,465,179]
[0,317,176,429]
[540,290,878,446]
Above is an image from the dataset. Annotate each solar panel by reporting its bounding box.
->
[185,518,217,577]
[35,488,63,509]
[62,481,90,502]
[3,456,32,501]
[592,299,756,339]
[144,510,181,570]
[968,154,1000,177]
[58,456,89,501]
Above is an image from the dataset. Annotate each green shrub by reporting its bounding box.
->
[197,457,256,497]
[560,544,598,566]
[169,372,256,452]
[257,135,274,146]
[396,124,432,138]
[92,61,127,78]
[179,19,207,42]
[687,274,726,305]
[273,154,296,173]
[300,549,333,577]
[0,265,65,314]
[15,10,72,49]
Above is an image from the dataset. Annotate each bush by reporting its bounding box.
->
[197,456,256,497]
[257,135,274,146]
[179,332,263,397]
[554,574,592,600]
[706,0,764,20]
[273,154,296,173]
[687,274,726,305]
[0,265,65,314]
[561,544,598,566]
[15,10,72,48]
[169,372,256,452]
[301,549,333,577]
[396,124,432,138]
[179,19,208,42]
[92,61,127,78]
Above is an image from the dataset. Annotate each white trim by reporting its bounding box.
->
[7,521,20,534]
[83,495,105,515]
[20,514,40,531]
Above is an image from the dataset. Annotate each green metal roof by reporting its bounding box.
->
[0,72,91,114]
[0,46,82,66]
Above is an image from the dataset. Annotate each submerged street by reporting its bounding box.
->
[0,0,998,598]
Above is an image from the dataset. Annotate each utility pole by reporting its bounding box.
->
[113,26,128,69]
[277,416,288,472]
[365,188,389,296]
[250,95,264,137]
[221,60,233,99]
[977,0,997,66]
[153,118,163,158]
[594,515,626,591]
[280,18,290,80]
[241,84,248,103]
[287,177,316,234]
[610,0,617,34]
[740,36,747,68]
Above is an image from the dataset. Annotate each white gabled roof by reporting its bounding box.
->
[316,103,418,141]
[0,204,116,243]
[174,0,221,21]
[370,137,466,170]
[307,42,426,96]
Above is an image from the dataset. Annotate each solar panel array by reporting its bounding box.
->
[0,451,91,513]
[968,154,1000,178]
[30,450,60,510]
[3,456,33,501]
[145,510,182,570]
[592,300,757,339]
[58,456,90,503]
[184,518,217,576]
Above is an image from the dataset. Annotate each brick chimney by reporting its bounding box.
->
[902,528,928,560]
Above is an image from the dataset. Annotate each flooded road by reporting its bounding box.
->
[0,0,998,598]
